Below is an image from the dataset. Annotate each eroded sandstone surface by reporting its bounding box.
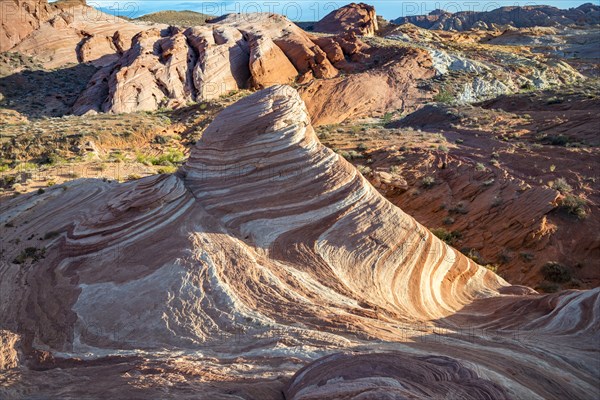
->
[1,86,598,399]
[0,0,151,68]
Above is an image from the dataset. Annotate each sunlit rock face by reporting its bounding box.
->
[72,13,370,115]
[313,2,379,36]
[0,0,147,67]
[0,86,598,399]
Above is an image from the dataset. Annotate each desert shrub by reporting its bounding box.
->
[154,135,170,144]
[434,90,454,104]
[551,178,572,194]
[422,176,435,188]
[541,262,571,283]
[475,162,486,172]
[357,142,369,151]
[558,195,588,219]
[443,216,455,225]
[449,202,469,214]
[13,247,45,264]
[520,82,536,91]
[484,264,498,273]
[431,228,461,245]
[136,150,185,166]
[438,145,449,153]
[546,96,564,105]
[157,165,177,174]
[461,248,486,264]
[545,134,569,146]
[43,231,60,240]
[357,165,372,176]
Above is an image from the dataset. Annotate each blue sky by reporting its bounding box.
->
[83,1,598,21]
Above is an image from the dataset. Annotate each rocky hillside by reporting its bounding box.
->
[317,81,600,291]
[134,10,214,26]
[392,3,600,31]
[1,86,598,399]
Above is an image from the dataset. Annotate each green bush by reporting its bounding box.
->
[551,177,572,194]
[431,228,461,245]
[13,247,45,264]
[558,195,588,219]
[541,262,571,283]
[434,90,454,104]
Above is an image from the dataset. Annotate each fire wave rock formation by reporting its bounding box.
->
[1,86,599,399]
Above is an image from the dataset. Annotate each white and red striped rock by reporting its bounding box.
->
[0,86,598,399]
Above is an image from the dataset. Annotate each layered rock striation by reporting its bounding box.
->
[0,86,598,399]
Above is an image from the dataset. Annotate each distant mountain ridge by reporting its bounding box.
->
[392,3,600,31]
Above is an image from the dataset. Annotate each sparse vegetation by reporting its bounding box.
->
[431,228,461,245]
[43,231,60,240]
[157,165,178,174]
[443,217,455,225]
[449,202,469,214]
[558,195,588,219]
[13,247,45,264]
[357,165,372,176]
[434,89,454,104]
[136,149,186,166]
[541,262,572,283]
[421,176,436,188]
[551,178,572,194]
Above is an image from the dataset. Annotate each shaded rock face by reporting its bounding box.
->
[313,2,379,36]
[0,0,148,67]
[1,86,599,399]
[73,13,375,116]
[285,353,510,400]
[393,3,600,31]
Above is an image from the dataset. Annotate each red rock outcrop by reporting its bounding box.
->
[73,13,379,117]
[0,0,150,68]
[299,46,434,125]
[313,2,379,36]
[1,86,598,399]
[247,33,297,88]
[0,0,54,52]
